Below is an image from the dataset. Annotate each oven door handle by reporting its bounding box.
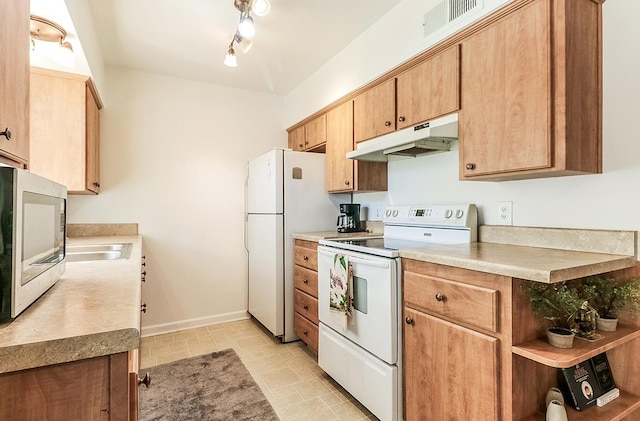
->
[318,248,390,268]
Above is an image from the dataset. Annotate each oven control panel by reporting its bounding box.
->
[383,204,477,228]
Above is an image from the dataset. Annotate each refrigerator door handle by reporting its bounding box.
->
[244,174,249,252]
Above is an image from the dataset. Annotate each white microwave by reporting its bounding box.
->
[0,167,67,322]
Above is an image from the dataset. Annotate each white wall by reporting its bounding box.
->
[68,67,286,334]
[285,1,640,248]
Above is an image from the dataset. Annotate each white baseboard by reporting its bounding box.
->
[141,311,251,337]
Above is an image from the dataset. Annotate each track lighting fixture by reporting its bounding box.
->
[223,0,270,67]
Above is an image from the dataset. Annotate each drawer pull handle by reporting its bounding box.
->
[435,293,446,302]
[303,330,308,335]
[303,256,309,261]
[405,317,413,325]
[303,304,309,310]
[303,279,309,284]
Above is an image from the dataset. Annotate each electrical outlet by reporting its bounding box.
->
[497,201,513,225]
[368,204,384,221]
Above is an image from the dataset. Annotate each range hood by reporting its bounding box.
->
[346,113,459,162]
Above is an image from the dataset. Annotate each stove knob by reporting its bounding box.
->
[445,209,453,218]
[392,209,399,217]
[455,209,464,219]
[385,209,392,217]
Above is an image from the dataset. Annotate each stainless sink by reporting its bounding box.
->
[65,243,133,262]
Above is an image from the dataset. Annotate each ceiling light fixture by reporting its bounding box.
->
[30,15,75,68]
[224,42,238,67]
[223,0,270,67]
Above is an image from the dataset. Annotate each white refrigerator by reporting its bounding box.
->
[246,148,343,342]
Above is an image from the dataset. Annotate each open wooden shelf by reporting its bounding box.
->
[520,389,640,421]
[512,325,640,368]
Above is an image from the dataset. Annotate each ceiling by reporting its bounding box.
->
[78,0,405,95]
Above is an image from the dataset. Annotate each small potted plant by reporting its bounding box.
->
[521,281,583,348]
[581,275,640,331]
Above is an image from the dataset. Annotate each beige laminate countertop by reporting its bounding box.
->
[0,235,143,374]
[296,226,637,283]
[400,242,637,283]
[292,231,383,242]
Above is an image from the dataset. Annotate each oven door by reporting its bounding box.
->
[317,246,398,364]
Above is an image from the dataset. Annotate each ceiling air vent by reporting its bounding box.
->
[424,0,482,37]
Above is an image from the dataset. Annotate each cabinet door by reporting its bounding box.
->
[288,126,305,151]
[397,45,460,130]
[404,308,499,421]
[30,70,87,192]
[326,101,354,192]
[460,0,551,178]
[354,79,396,143]
[305,115,326,150]
[0,0,29,164]
[86,84,100,193]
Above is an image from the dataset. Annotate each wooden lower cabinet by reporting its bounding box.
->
[294,240,320,352]
[403,259,640,421]
[0,350,140,421]
[404,309,499,420]
[403,260,505,421]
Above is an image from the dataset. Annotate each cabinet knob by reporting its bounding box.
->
[303,256,309,261]
[435,293,446,302]
[384,121,391,127]
[0,128,11,141]
[405,317,414,325]
[138,372,151,388]
[303,304,309,310]
[298,144,304,148]
[465,163,476,170]
[303,330,308,336]
[303,279,309,284]
[398,116,405,122]
[344,180,350,185]
[141,303,147,313]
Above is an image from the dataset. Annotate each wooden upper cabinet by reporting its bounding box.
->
[0,0,30,166]
[326,101,354,192]
[353,78,396,143]
[288,126,305,151]
[305,115,326,150]
[460,0,602,180]
[29,69,103,194]
[396,45,460,130]
[287,115,326,151]
[326,101,388,193]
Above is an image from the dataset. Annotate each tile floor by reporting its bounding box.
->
[140,318,376,420]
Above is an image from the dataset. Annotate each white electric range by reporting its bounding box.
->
[317,204,477,421]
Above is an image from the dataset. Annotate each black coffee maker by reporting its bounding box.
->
[337,203,364,233]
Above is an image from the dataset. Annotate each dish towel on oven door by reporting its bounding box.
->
[329,253,353,330]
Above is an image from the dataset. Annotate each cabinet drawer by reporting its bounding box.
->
[295,265,318,297]
[294,289,319,324]
[294,242,318,271]
[294,312,318,352]
[404,271,498,332]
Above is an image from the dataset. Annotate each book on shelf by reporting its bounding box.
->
[558,352,616,411]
